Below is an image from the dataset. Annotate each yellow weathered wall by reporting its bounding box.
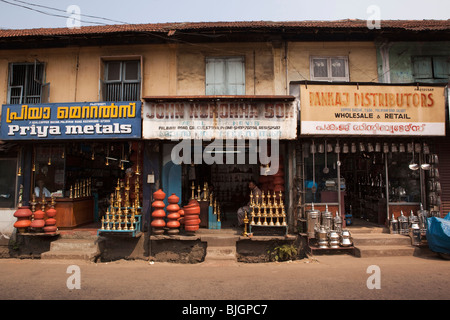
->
[287,41,379,83]
[0,40,378,111]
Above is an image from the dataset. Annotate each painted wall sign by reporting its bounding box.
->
[0,101,141,140]
[300,84,446,136]
[142,100,298,140]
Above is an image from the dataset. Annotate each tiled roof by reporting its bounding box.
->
[0,19,448,38]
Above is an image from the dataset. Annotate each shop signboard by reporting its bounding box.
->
[299,83,446,136]
[142,99,297,140]
[0,101,141,140]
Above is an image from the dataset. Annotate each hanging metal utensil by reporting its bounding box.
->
[409,141,419,171]
[323,140,329,174]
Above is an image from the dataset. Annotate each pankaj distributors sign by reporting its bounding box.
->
[300,84,446,136]
[0,101,141,140]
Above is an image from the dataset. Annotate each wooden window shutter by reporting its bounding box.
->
[412,56,433,79]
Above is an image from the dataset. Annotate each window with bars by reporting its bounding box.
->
[310,56,349,82]
[205,57,245,95]
[102,60,141,101]
[412,56,450,82]
[7,62,49,104]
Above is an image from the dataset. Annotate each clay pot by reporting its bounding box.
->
[153,189,166,201]
[166,220,180,228]
[151,200,165,209]
[152,209,166,219]
[166,204,180,212]
[168,193,180,204]
[13,206,33,233]
[184,225,199,232]
[151,219,166,228]
[46,207,57,218]
[45,218,57,226]
[43,226,57,233]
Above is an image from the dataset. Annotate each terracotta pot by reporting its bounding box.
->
[33,210,45,219]
[30,219,45,229]
[151,219,166,228]
[184,219,201,226]
[178,209,184,217]
[43,226,57,233]
[151,200,165,209]
[166,220,180,228]
[167,212,180,220]
[183,207,200,215]
[166,204,180,212]
[168,193,179,204]
[13,206,32,218]
[14,219,31,229]
[187,199,199,206]
[153,189,166,201]
[151,209,166,218]
[184,225,199,232]
[45,218,57,225]
[46,207,57,218]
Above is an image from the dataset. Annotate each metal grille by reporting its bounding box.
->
[103,60,140,101]
[8,63,44,104]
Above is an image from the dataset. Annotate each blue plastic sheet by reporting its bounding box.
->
[427,213,450,254]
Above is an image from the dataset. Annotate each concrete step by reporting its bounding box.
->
[347,226,389,234]
[200,235,239,247]
[41,250,98,260]
[41,238,99,261]
[354,245,416,258]
[352,233,412,246]
[49,239,97,251]
[205,246,237,262]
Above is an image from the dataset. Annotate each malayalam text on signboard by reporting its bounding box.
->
[0,101,141,140]
[300,84,445,136]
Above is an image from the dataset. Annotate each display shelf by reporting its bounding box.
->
[97,209,142,237]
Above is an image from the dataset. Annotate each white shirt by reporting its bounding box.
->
[35,186,51,198]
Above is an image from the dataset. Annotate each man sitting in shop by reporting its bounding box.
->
[34,178,51,198]
[237,180,262,227]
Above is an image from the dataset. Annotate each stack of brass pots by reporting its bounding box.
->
[307,204,321,238]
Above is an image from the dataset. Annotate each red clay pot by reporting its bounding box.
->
[152,209,166,218]
[151,219,166,228]
[166,204,180,212]
[43,226,57,233]
[168,193,179,204]
[151,200,165,209]
[30,219,45,228]
[184,225,199,232]
[14,219,31,229]
[167,212,180,220]
[153,189,166,201]
[33,210,45,219]
[46,207,57,218]
[166,220,180,228]
[13,206,32,218]
[45,218,57,225]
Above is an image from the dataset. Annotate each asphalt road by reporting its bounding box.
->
[0,254,448,302]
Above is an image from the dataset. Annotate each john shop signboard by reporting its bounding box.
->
[0,101,141,140]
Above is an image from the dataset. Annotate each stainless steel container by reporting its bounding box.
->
[333,211,343,234]
[340,229,353,247]
[321,205,333,232]
[398,211,409,235]
[328,230,340,248]
[417,203,429,233]
[409,222,421,246]
[316,226,328,248]
[389,213,399,234]
[306,204,321,238]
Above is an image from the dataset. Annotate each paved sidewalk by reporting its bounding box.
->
[0,254,448,300]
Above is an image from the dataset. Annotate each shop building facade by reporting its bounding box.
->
[0,20,448,260]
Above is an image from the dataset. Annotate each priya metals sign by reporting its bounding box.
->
[0,101,141,140]
[300,84,446,136]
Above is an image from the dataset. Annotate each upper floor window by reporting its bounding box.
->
[7,62,49,104]
[206,57,245,95]
[412,56,449,82]
[102,60,141,101]
[310,56,349,82]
